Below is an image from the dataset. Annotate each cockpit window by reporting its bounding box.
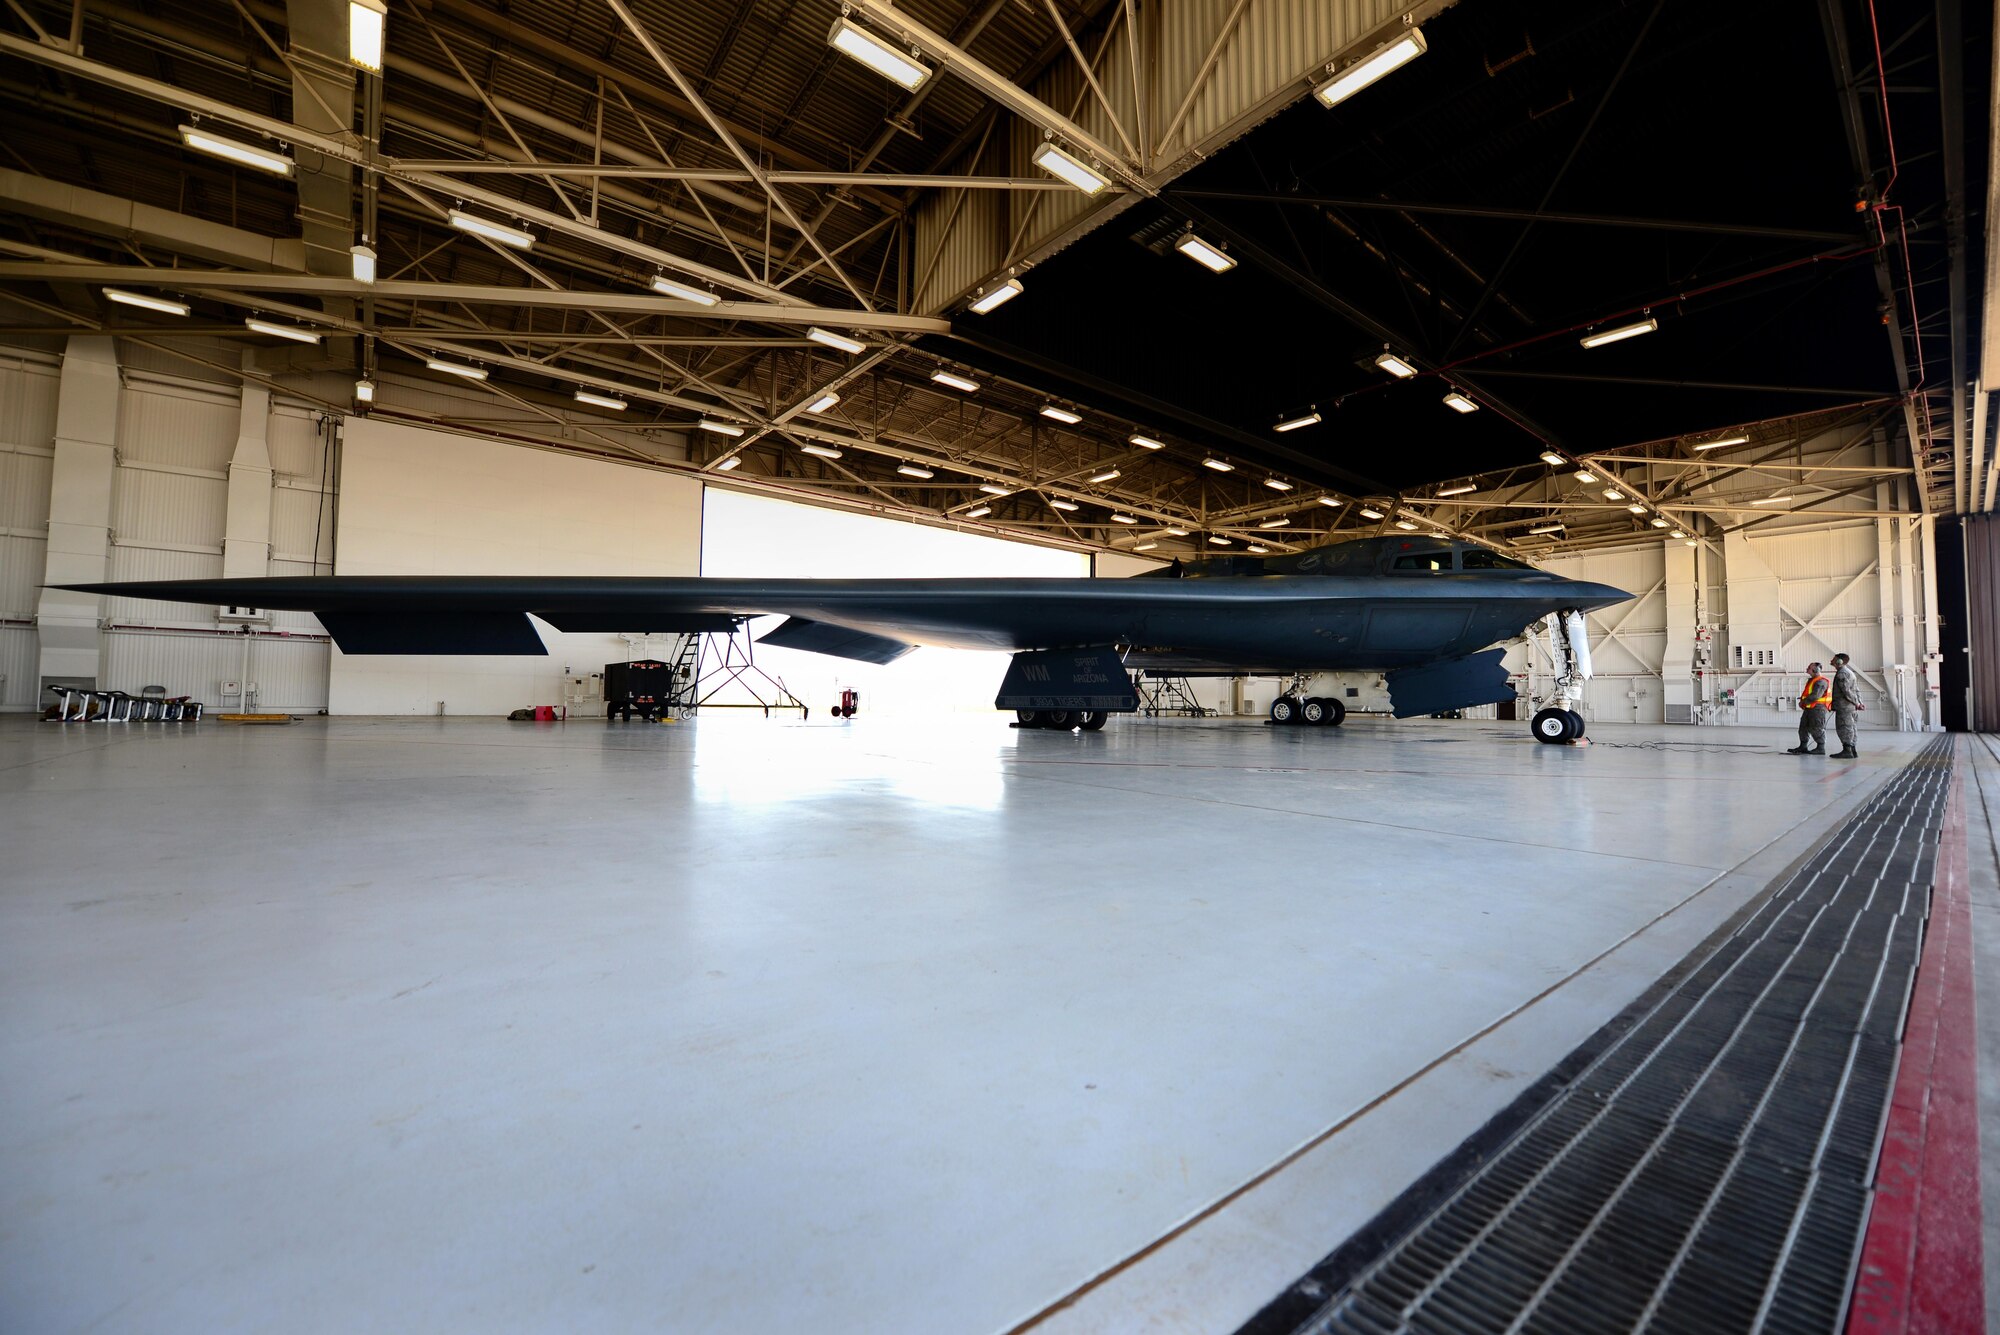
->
[1391,551,1454,572]
[1461,549,1533,570]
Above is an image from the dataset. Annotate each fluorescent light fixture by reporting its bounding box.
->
[424,357,486,379]
[1265,479,1294,491]
[1049,498,1079,512]
[1111,514,1138,524]
[1259,517,1290,529]
[1692,434,1748,451]
[350,243,376,284]
[978,483,1011,496]
[715,456,741,471]
[1437,484,1477,496]
[354,378,374,402]
[1313,28,1427,108]
[1275,411,1322,432]
[896,463,934,479]
[348,0,386,71]
[827,16,931,90]
[1359,506,1385,519]
[805,392,840,414]
[1041,405,1082,424]
[1317,496,1343,508]
[1129,434,1166,450]
[1165,527,1190,537]
[1201,457,1234,472]
[1207,536,1233,546]
[651,275,720,305]
[1374,350,1418,379]
[1031,141,1108,195]
[1749,495,1796,506]
[1604,489,1625,500]
[574,389,628,411]
[1528,522,1565,535]
[1580,316,1659,348]
[103,288,189,316]
[1248,545,1270,554]
[1540,451,1566,466]
[1671,529,1687,538]
[965,505,992,518]
[1134,541,1158,551]
[1442,392,1479,414]
[1089,468,1121,484]
[179,124,293,175]
[930,370,979,392]
[448,209,534,249]
[806,326,865,354]
[697,419,744,437]
[1394,520,1419,530]
[1651,518,1670,528]
[800,443,843,459]
[969,279,1023,314]
[1685,538,1699,546]
[1175,232,1237,273]
[1627,504,1647,514]
[244,317,321,344]
[1574,470,1596,483]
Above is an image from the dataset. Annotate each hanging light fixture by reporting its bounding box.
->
[826,16,931,90]
[1313,28,1427,108]
[969,279,1023,314]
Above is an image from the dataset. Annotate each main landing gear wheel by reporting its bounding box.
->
[1077,710,1108,731]
[1299,697,1327,725]
[1015,709,1041,727]
[1269,695,1300,725]
[1042,709,1075,729]
[1565,710,1586,740]
[1532,708,1573,744]
[1323,698,1347,727]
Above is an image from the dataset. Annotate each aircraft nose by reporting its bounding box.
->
[1568,580,1631,609]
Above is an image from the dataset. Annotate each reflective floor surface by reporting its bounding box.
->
[0,713,1939,1333]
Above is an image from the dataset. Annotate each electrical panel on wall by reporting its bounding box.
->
[1729,643,1778,670]
[217,605,271,624]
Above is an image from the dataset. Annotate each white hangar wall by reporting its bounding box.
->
[0,339,336,713]
[329,417,703,716]
[1504,516,1936,731]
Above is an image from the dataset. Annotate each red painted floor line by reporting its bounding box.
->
[1846,746,1987,1335]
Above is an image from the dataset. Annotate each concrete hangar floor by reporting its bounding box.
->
[2,711,1994,1333]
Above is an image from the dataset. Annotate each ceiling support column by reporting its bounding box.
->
[223,383,275,582]
[34,336,120,690]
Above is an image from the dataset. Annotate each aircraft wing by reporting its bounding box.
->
[55,572,1628,668]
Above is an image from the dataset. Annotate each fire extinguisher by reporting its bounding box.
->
[834,688,858,718]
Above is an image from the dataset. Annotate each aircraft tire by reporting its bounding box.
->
[1015,709,1042,727]
[1565,710,1586,739]
[1531,708,1572,743]
[1077,710,1108,731]
[1325,698,1347,726]
[1269,696,1299,725]
[1043,710,1075,729]
[1300,697,1328,725]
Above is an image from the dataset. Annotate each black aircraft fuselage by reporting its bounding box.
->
[56,534,1628,718]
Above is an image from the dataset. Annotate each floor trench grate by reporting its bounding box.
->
[1244,735,1954,1335]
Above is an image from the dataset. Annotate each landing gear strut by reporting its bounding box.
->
[1531,611,1594,744]
[1270,675,1345,727]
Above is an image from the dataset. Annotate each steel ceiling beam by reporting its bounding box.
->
[0,265,950,331]
[0,31,806,307]
[849,0,1150,191]
[1168,190,1861,244]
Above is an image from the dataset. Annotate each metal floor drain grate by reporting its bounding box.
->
[1247,736,1954,1335]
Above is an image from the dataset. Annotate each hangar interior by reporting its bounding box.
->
[2,1,1999,1332]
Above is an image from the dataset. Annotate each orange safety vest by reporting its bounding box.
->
[1799,674,1831,709]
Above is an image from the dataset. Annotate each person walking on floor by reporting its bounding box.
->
[1830,652,1864,758]
[1787,661,1832,755]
